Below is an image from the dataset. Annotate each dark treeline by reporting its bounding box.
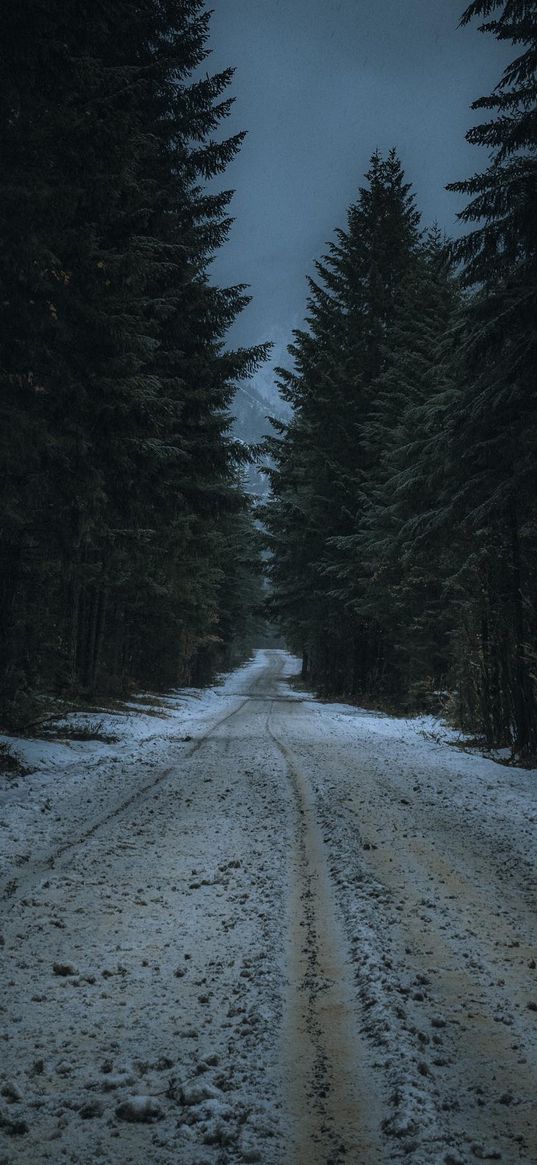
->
[0,2,266,723]
[263,1,537,756]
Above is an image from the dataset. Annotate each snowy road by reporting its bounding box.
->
[1,649,537,1164]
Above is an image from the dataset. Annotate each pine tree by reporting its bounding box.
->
[264,151,421,696]
[446,0,537,753]
[0,1,266,719]
[340,232,463,708]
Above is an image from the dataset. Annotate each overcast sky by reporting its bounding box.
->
[206,0,508,383]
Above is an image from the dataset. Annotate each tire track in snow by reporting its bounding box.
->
[267,701,383,1165]
[1,696,251,905]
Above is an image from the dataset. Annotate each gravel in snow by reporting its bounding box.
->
[1,649,536,1163]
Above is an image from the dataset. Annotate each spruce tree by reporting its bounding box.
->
[446,0,537,752]
[353,232,463,708]
[264,151,421,696]
[0,1,266,718]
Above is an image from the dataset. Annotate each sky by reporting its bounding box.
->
[205,0,509,391]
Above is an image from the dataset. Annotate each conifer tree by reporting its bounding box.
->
[333,232,463,707]
[264,151,421,695]
[0,1,266,718]
[446,0,537,752]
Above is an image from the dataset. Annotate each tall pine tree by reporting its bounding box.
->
[446,0,537,752]
[0,1,266,720]
[264,151,420,696]
[343,231,463,708]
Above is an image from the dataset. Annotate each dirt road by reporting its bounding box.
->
[1,650,536,1163]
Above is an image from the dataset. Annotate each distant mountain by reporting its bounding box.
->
[232,377,289,497]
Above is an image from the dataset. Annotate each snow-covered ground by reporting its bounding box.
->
[1,650,536,1163]
[0,662,258,882]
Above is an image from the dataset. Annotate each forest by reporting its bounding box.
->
[1,5,537,1164]
[0,0,267,726]
[1,0,536,758]
[263,0,537,758]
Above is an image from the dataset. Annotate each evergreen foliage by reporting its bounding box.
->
[445,0,537,752]
[263,151,422,696]
[3,0,536,755]
[0,1,266,721]
[342,232,463,707]
[265,3,537,756]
